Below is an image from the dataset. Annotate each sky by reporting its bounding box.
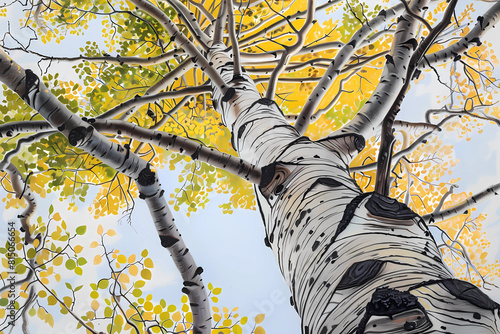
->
[0,1,500,334]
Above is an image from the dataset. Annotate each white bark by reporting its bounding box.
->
[208,45,500,333]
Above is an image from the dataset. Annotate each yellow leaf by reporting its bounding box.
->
[93,255,102,265]
[53,212,61,221]
[254,326,265,334]
[141,269,152,280]
[107,229,116,236]
[255,314,265,324]
[144,258,154,268]
[128,264,138,276]
[97,225,103,235]
[91,300,99,311]
[90,241,99,248]
[172,311,181,322]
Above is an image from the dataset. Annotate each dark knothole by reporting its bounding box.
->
[336,260,385,290]
[137,166,156,187]
[365,193,417,221]
[68,126,93,147]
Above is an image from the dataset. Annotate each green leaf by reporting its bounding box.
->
[76,226,86,235]
[27,248,37,259]
[0,298,8,306]
[65,282,72,290]
[77,257,87,266]
[65,259,76,270]
[15,264,26,275]
[49,205,54,215]
[98,279,109,289]
[74,285,83,292]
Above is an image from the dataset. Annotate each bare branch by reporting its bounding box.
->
[423,183,500,223]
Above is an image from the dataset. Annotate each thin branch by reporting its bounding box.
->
[423,183,500,223]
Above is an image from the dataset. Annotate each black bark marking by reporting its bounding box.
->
[264,236,271,248]
[259,163,276,188]
[401,38,418,51]
[365,193,417,220]
[193,266,204,278]
[331,192,371,243]
[441,279,500,310]
[23,69,40,105]
[259,163,290,198]
[160,235,179,248]
[336,260,385,290]
[137,166,156,186]
[302,177,343,200]
[190,146,202,160]
[221,87,236,102]
[68,126,93,147]
[317,133,365,153]
[295,210,307,227]
[183,280,198,287]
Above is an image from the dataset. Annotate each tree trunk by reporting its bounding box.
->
[209,48,500,334]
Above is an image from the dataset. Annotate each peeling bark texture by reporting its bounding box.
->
[0,50,211,334]
[208,44,500,333]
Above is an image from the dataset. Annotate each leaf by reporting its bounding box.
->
[107,229,116,236]
[15,263,27,274]
[65,259,76,270]
[141,269,152,280]
[49,205,54,215]
[97,225,103,235]
[254,326,266,334]
[255,314,265,324]
[93,255,102,265]
[27,248,36,259]
[98,279,109,289]
[76,226,87,235]
[144,258,154,268]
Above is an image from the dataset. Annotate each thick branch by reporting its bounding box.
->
[0,119,262,183]
[294,2,405,135]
